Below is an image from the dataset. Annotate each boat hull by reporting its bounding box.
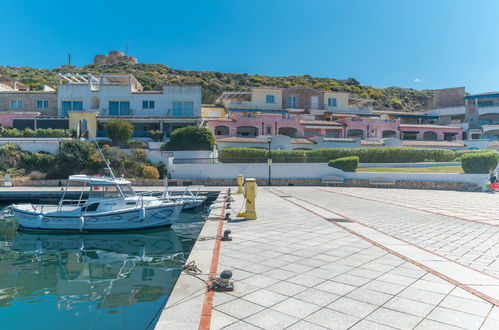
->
[11,204,183,232]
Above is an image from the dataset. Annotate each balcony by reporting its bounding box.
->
[478,106,499,117]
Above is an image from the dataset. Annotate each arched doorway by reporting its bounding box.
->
[423,131,438,141]
[278,127,298,137]
[214,125,230,136]
[382,130,397,138]
[236,126,259,137]
[347,129,364,138]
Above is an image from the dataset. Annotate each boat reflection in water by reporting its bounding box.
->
[0,224,198,330]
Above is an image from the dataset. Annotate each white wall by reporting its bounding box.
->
[0,138,71,154]
[170,162,343,179]
[170,161,487,185]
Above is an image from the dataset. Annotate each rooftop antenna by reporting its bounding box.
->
[68,53,71,65]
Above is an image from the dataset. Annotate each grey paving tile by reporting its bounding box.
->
[332,273,372,287]
[438,295,491,317]
[264,268,296,280]
[480,317,499,330]
[227,281,260,298]
[243,289,288,307]
[265,281,308,297]
[327,297,378,318]
[211,310,238,330]
[397,287,446,305]
[314,280,357,296]
[366,307,422,329]
[213,292,237,307]
[413,319,463,330]
[426,306,485,329]
[215,298,265,319]
[244,309,299,330]
[240,274,280,288]
[382,296,435,318]
[221,320,262,330]
[361,279,407,295]
[305,308,361,329]
[285,274,326,287]
[346,287,393,306]
[293,288,340,307]
[349,319,398,330]
[285,320,329,330]
[271,297,322,319]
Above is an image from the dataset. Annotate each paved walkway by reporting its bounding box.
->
[157,187,499,330]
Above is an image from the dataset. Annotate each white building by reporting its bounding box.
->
[57,74,201,139]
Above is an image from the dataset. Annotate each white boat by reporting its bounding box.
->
[10,175,183,232]
[160,182,207,210]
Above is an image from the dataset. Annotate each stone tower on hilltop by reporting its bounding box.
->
[93,50,138,65]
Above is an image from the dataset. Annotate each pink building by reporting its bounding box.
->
[0,112,40,127]
[208,112,306,138]
[336,117,400,139]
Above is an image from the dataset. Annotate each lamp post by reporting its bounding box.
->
[267,138,272,186]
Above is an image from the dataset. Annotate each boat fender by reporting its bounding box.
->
[140,207,146,221]
[36,214,43,228]
[79,216,85,232]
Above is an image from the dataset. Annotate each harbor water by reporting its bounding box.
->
[0,206,208,330]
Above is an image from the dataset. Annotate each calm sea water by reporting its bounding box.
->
[0,206,208,330]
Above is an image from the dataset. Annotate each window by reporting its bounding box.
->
[36,100,48,109]
[61,100,83,115]
[266,95,275,104]
[266,126,272,135]
[478,100,493,107]
[172,102,194,116]
[288,96,297,108]
[10,100,22,109]
[109,101,130,116]
[142,100,155,109]
[328,98,337,107]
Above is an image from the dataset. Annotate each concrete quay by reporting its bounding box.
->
[157,186,499,330]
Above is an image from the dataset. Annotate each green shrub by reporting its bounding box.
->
[152,162,166,179]
[454,149,493,157]
[133,149,147,162]
[148,130,164,142]
[127,140,146,149]
[161,126,214,151]
[218,147,455,163]
[21,152,57,173]
[105,120,133,147]
[142,166,160,179]
[328,156,359,172]
[461,152,498,173]
[56,140,96,177]
[219,148,268,163]
[0,127,72,138]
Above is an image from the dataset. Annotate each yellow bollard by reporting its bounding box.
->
[244,178,257,220]
[236,174,244,194]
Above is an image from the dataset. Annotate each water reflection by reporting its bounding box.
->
[0,209,207,330]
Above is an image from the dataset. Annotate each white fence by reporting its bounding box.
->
[170,161,488,185]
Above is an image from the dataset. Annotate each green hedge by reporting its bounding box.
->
[162,126,214,151]
[461,152,498,173]
[0,128,73,138]
[328,156,359,172]
[218,147,455,163]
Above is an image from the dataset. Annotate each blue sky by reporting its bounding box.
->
[0,0,497,93]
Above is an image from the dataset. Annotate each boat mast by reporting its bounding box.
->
[88,131,116,179]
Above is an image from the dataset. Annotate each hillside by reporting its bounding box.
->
[0,63,434,111]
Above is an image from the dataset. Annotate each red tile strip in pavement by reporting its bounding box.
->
[316,187,499,227]
[198,191,227,330]
[267,188,499,307]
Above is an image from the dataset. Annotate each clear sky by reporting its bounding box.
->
[0,0,497,93]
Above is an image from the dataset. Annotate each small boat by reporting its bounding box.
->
[160,181,207,210]
[10,175,183,232]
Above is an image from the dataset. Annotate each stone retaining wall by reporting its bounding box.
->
[4,178,483,192]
